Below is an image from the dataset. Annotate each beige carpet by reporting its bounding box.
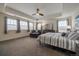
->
[0,37,67,56]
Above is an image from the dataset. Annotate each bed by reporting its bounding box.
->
[37,32,79,52]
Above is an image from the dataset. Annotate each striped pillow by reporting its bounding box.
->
[68,32,76,38]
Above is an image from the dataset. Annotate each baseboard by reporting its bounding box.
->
[0,36,30,42]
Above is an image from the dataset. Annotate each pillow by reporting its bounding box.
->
[68,32,76,37]
[68,33,78,40]
[65,32,70,37]
[76,37,79,40]
[75,33,79,40]
[61,32,66,36]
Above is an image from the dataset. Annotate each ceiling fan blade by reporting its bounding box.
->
[32,13,36,15]
[39,13,44,16]
[32,8,44,16]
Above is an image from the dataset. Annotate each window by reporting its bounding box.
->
[38,23,41,30]
[58,20,67,32]
[75,15,79,30]
[29,22,33,31]
[7,18,17,30]
[33,23,36,30]
[20,21,28,30]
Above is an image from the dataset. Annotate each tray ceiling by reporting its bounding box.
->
[6,3,79,20]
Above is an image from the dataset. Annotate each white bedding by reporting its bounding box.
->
[37,32,79,52]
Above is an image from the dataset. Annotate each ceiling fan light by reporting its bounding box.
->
[36,13,39,16]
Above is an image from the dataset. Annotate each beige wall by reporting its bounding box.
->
[42,19,58,31]
[0,3,5,12]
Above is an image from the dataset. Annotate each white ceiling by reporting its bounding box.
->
[62,3,79,17]
[6,3,79,20]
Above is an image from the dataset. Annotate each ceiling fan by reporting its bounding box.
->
[32,8,44,16]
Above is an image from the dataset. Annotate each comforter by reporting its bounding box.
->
[37,32,79,52]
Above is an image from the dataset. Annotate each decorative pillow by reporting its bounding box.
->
[68,32,76,37]
[75,33,79,40]
[68,33,78,40]
[76,37,79,40]
[65,32,70,37]
[61,32,66,36]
